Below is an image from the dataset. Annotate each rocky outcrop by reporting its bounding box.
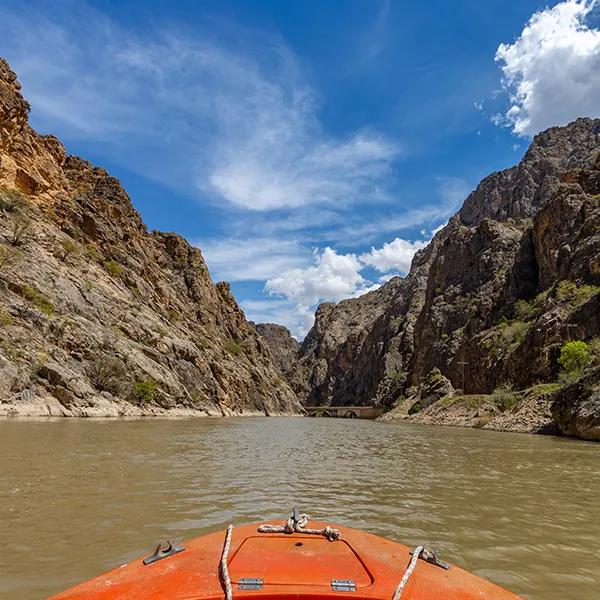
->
[254,323,299,376]
[293,117,600,438]
[0,58,302,417]
[552,365,600,440]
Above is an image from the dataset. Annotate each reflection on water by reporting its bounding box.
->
[1,417,599,599]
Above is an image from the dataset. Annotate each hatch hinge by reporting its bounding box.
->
[143,541,184,565]
[332,579,356,592]
[238,578,264,590]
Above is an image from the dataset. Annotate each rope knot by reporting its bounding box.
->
[257,508,341,542]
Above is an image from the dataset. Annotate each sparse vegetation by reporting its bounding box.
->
[492,383,519,411]
[103,259,124,278]
[60,238,78,261]
[555,280,600,307]
[20,285,54,315]
[497,319,529,347]
[386,369,406,380]
[85,243,102,261]
[0,245,20,271]
[224,340,243,356]
[390,315,404,327]
[131,377,158,403]
[408,401,422,415]
[514,299,535,320]
[8,215,33,247]
[0,188,27,213]
[0,308,13,327]
[167,307,180,323]
[527,382,562,397]
[588,337,600,361]
[87,356,128,395]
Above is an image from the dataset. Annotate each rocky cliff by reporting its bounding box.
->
[292,118,600,439]
[254,323,299,376]
[0,58,302,417]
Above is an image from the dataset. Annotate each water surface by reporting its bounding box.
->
[1,418,599,599]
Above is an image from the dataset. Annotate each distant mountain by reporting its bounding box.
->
[0,58,301,417]
[285,118,600,440]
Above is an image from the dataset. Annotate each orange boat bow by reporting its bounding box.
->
[49,521,523,600]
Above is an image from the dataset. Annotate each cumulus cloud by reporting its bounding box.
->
[266,248,368,306]
[0,2,398,211]
[260,233,431,337]
[360,237,427,273]
[495,0,600,136]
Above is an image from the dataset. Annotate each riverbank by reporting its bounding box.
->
[379,384,561,435]
[0,394,302,418]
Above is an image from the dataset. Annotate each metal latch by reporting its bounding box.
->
[332,579,356,592]
[410,547,449,570]
[238,578,264,590]
[143,541,184,565]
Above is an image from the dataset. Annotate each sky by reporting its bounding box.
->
[1,0,599,338]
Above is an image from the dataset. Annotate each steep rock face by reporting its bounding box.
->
[293,118,600,434]
[0,58,301,417]
[254,323,299,376]
[552,365,600,440]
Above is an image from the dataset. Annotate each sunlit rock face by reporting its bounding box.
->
[0,58,302,417]
[292,116,600,438]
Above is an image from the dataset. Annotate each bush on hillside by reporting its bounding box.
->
[558,340,591,375]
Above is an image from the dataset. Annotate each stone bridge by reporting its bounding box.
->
[304,406,384,419]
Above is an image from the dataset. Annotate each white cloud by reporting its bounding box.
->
[360,237,427,273]
[198,238,308,281]
[495,0,600,136]
[266,247,368,306]
[0,3,398,211]
[259,233,430,337]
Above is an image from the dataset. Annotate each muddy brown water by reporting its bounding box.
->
[1,417,599,599]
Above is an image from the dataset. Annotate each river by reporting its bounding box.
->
[1,417,598,599]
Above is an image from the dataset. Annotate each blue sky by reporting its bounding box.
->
[1,0,599,337]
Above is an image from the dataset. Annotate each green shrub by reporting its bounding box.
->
[224,340,244,356]
[408,401,422,415]
[85,244,102,261]
[0,308,13,326]
[87,356,128,395]
[167,307,180,323]
[103,259,124,278]
[20,285,54,315]
[8,215,32,247]
[0,245,20,271]
[0,188,27,213]
[60,238,78,259]
[558,340,590,374]
[556,280,600,306]
[492,383,519,411]
[390,315,404,327]
[386,369,406,380]
[527,382,562,397]
[498,319,529,347]
[514,299,535,320]
[131,378,157,403]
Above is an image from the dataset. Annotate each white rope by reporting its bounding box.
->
[219,525,233,600]
[391,545,424,600]
[257,513,341,541]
